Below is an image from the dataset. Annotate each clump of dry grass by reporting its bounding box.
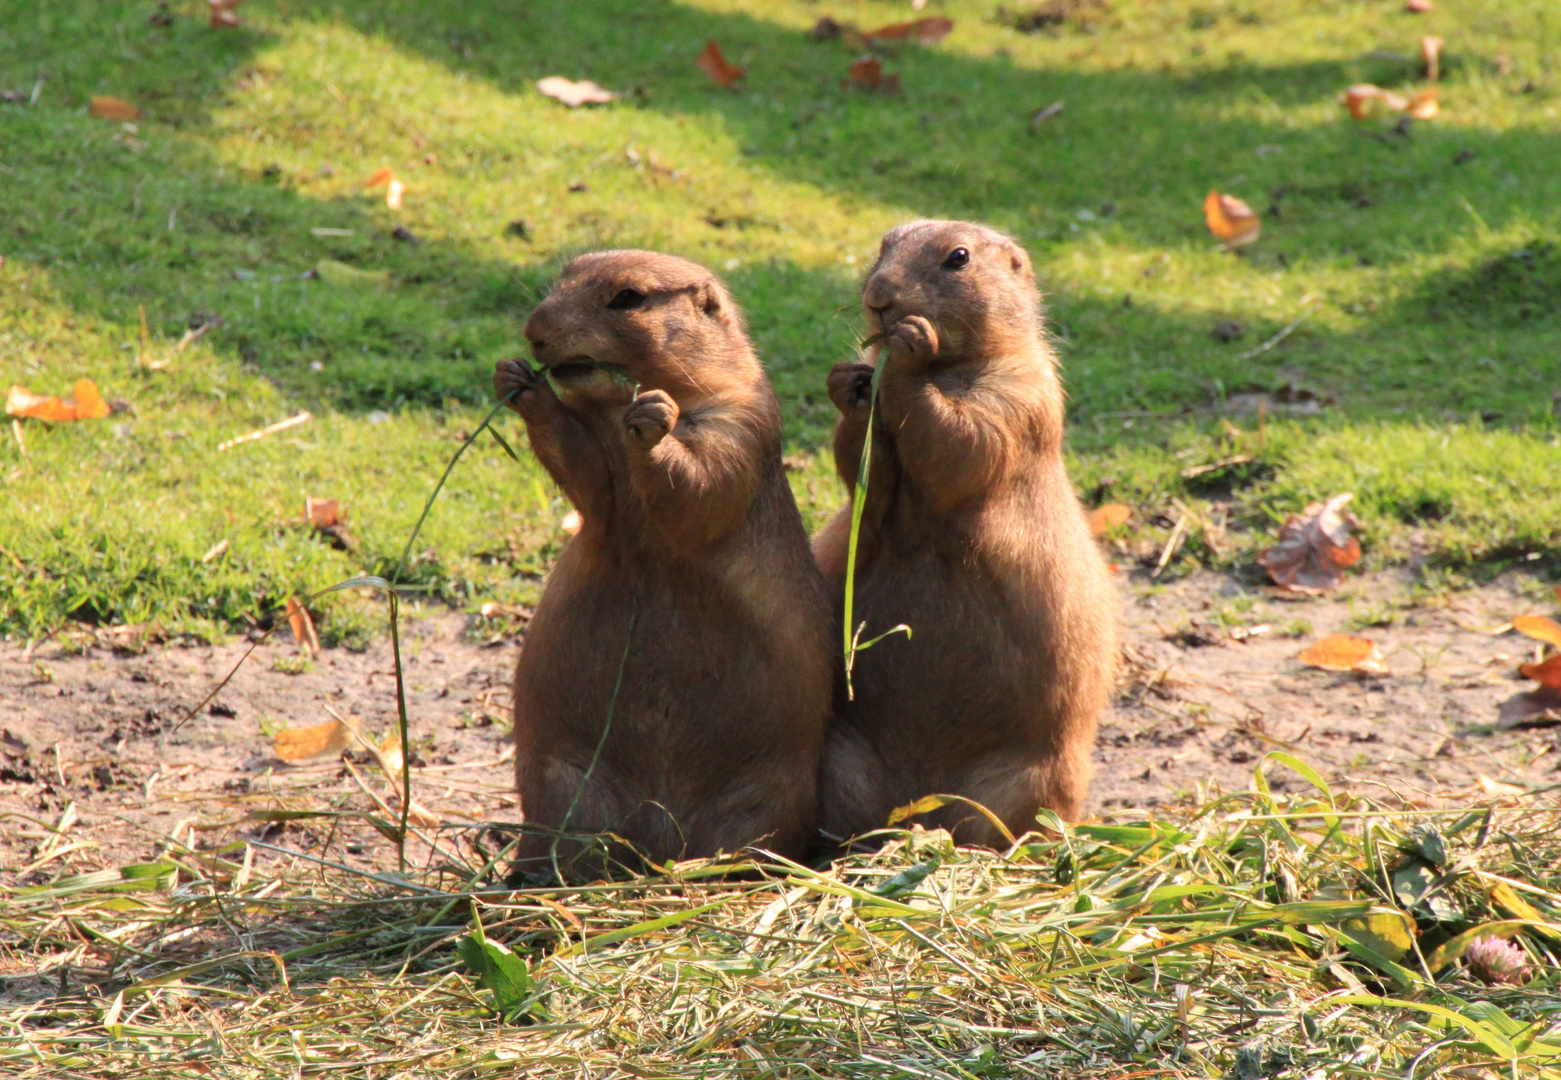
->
[3,761,1559,1079]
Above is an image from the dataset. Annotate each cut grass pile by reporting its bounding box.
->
[3,0,1561,638]
[3,760,1560,1078]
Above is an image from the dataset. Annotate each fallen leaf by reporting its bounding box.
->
[363,168,405,209]
[6,379,112,422]
[1476,773,1525,798]
[809,16,847,42]
[1421,35,1444,80]
[865,17,953,44]
[844,56,901,94]
[313,259,390,288]
[209,0,241,28]
[1520,653,1561,688]
[1203,190,1260,248]
[1343,83,1408,119]
[378,731,404,778]
[1513,615,1561,650]
[1088,503,1132,536]
[696,40,744,89]
[89,96,140,120]
[285,597,320,657]
[1405,0,1431,12]
[273,718,350,762]
[536,76,617,107]
[1404,87,1439,120]
[1029,102,1064,131]
[305,497,341,530]
[1298,634,1388,675]
[200,538,229,564]
[1258,492,1361,593]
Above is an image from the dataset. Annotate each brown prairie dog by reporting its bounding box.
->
[494,250,832,877]
[813,220,1118,847]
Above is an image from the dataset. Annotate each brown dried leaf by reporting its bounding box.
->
[285,597,320,657]
[89,96,141,120]
[209,0,242,28]
[1476,773,1525,798]
[696,40,744,88]
[1258,492,1361,593]
[536,76,617,108]
[1298,634,1388,675]
[304,497,341,529]
[1404,87,1439,120]
[865,17,954,44]
[1513,615,1561,650]
[844,56,901,94]
[273,718,350,762]
[1088,503,1132,537]
[1520,653,1561,690]
[1203,190,1260,248]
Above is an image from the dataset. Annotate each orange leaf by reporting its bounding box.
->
[865,17,953,44]
[1404,87,1438,120]
[1298,634,1388,675]
[364,167,394,188]
[1258,492,1361,593]
[536,76,616,107]
[1520,653,1561,691]
[1513,615,1561,651]
[1203,190,1260,248]
[273,718,350,762]
[843,56,901,94]
[71,379,110,419]
[6,379,111,421]
[89,96,140,121]
[285,597,321,657]
[1421,35,1444,80]
[1088,503,1132,537]
[305,497,341,529]
[209,0,242,28]
[696,40,744,89]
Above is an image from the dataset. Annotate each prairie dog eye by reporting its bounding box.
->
[942,247,970,270]
[607,288,646,310]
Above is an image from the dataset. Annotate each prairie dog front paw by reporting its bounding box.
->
[623,389,679,450]
[886,315,939,368]
[827,362,876,417]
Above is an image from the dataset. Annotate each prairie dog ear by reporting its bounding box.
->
[698,280,724,317]
[1004,239,1034,280]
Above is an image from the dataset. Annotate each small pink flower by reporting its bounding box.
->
[1465,936,1527,985]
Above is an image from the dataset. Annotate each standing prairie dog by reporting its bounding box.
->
[494,250,832,876]
[813,220,1118,846]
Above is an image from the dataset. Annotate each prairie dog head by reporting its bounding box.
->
[862,221,1041,359]
[524,250,759,403]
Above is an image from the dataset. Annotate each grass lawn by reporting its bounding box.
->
[3,0,1560,639]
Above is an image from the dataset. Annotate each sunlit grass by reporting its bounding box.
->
[1,0,1558,637]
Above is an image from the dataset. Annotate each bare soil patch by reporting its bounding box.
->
[1,570,1555,882]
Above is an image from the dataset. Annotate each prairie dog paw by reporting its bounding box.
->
[826,362,876,416]
[623,389,679,449]
[886,315,939,367]
[494,357,547,413]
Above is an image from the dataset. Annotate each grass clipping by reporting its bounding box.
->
[3,756,1560,1078]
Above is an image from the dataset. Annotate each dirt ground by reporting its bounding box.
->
[1,568,1557,881]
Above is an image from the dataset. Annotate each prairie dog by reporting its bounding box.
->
[495,250,832,876]
[813,220,1118,846]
